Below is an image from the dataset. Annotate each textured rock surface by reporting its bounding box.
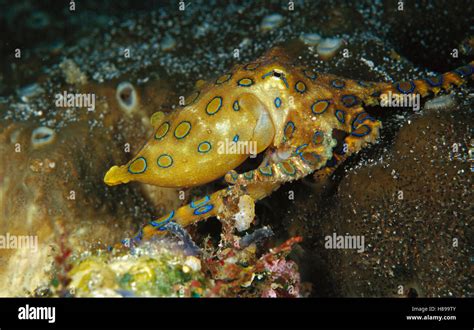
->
[282,103,472,297]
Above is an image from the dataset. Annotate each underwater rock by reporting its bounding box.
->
[0,78,177,296]
[0,120,141,296]
[289,101,472,297]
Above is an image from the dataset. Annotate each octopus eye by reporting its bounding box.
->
[273,71,282,78]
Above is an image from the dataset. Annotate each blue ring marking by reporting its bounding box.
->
[357,80,372,87]
[185,91,200,106]
[237,78,254,87]
[395,81,415,94]
[284,121,295,140]
[174,121,192,139]
[228,171,238,181]
[312,131,324,145]
[303,69,317,80]
[133,229,144,242]
[341,95,358,107]
[295,144,308,155]
[331,79,345,89]
[233,100,240,111]
[351,112,375,131]
[274,97,282,108]
[206,96,223,115]
[258,166,273,176]
[352,114,362,130]
[215,73,232,85]
[300,152,321,165]
[157,154,173,168]
[425,75,443,87]
[262,70,289,88]
[311,100,330,114]
[244,63,260,70]
[154,122,170,140]
[190,195,211,209]
[351,126,371,137]
[335,109,346,123]
[127,156,147,174]
[193,204,214,215]
[150,210,175,229]
[198,141,212,153]
[371,90,381,97]
[295,81,307,93]
[261,71,273,79]
[243,171,254,180]
[233,134,239,143]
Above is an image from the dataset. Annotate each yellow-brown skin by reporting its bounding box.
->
[104,47,473,242]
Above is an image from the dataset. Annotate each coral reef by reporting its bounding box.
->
[44,235,303,298]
